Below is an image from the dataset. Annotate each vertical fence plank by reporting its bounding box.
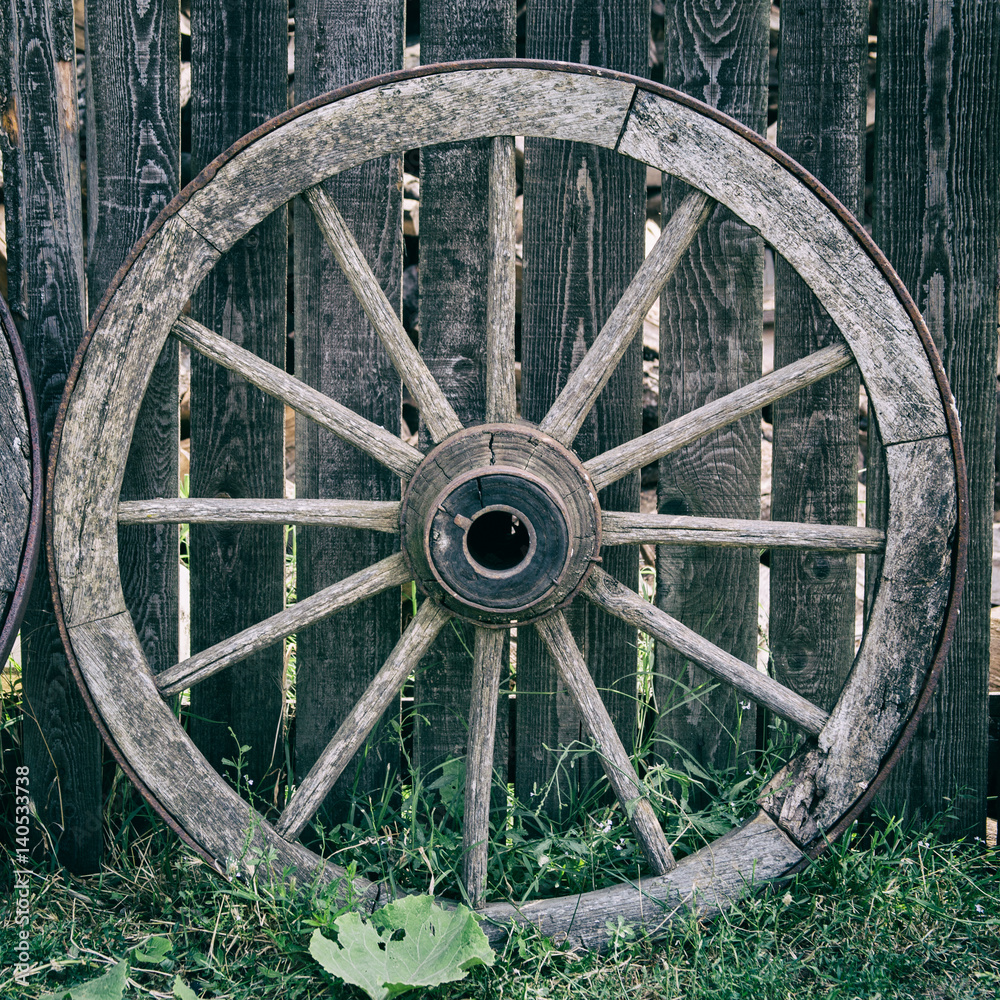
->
[414,0,514,780]
[656,0,768,779]
[0,0,101,870]
[293,0,404,823]
[768,0,866,713]
[85,1,180,682]
[517,0,647,814]
[871,0,999,837]
[187,0,287,788]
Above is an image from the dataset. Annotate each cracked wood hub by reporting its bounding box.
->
[401,424,600,623]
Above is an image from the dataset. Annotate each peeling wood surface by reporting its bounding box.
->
[0,324,30,594]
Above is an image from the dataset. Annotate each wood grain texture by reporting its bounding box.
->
[277,599,452,841]
[870,0,998,836]
[84,0,180,682]
[517,0,649,816]
[768,0,867,715]
[479,809,802,948]
[187,0,287,786]
[157,552,410,698]
[118,497,400,530]
[1,0,102,871]
[535,612,675,875]
[652,0,769,782]
[305,184,460,442]
[485,136,517,423]
[292,0,406,826]
[463,627,506,907]
[172,315,422,479]
[52,217,219,627]
[600,511,884,552]
[584,567,828,735]
[585,343,854,490]
[539,188,712,445]
[0,324,31,593]
[176,68,636,253]
[618,89,947,445]
[68,610,366,901]
[412,0,514,784]
[761,437,956,844]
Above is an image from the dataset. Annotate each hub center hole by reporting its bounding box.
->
[466,509,532,572]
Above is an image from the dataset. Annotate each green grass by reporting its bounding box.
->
[1,794,996,999]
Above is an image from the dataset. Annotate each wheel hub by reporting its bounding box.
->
[400,424,602,625]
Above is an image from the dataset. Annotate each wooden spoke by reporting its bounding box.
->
[538,189,713,446]
[600,511,884,553]
[462,627,505,908]
[584,342,855,491]
[304,185,464,443]
[534,612,676,875]
[172,315,423,480]
[156,552,410,697]
[276,599,452,840]
[583,567,829,735]
[485,136,518,423]
[118,498,399,531]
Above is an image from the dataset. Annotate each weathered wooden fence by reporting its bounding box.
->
[1,0,996,873]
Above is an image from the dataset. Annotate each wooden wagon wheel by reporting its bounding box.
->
[48,62,965,947]
[0,293,42,664]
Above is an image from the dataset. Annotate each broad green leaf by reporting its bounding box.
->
[309,895,494,1000]
[172,974,200,999]
[40,959,128,1000]
[135,935,173,963]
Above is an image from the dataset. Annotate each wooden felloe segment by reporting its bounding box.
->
[176,69,636,252]
[768,0,866,715]
[412,0,515,785]
[761,437,956,844]
[118,498,400,530]
[45,64,962,942]
[600,511,884,552]
[85,0,180,684]
[277,599,452,841]
[292,0,405,826]
[584,568,829,736]
[619,90,948,445]
[535,612,675,876]
[0,326,31,597]
[652,2,768,779]
[1,0,102,871]
[870,0,999,837]
[517,0,649,816]
[479,810,803,948]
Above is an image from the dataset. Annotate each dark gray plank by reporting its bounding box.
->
[413,0,514,785]
[187,0,287,789]
[85,0,180,680]
[768,0,866,712]
[870,0,998,837]
[655,0,767,780]
[0,0,102,871]
[292,0,404,826]
[516,0,648,815]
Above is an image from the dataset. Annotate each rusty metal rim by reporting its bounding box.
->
[0,294,42,665]
[45,60,968,882]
